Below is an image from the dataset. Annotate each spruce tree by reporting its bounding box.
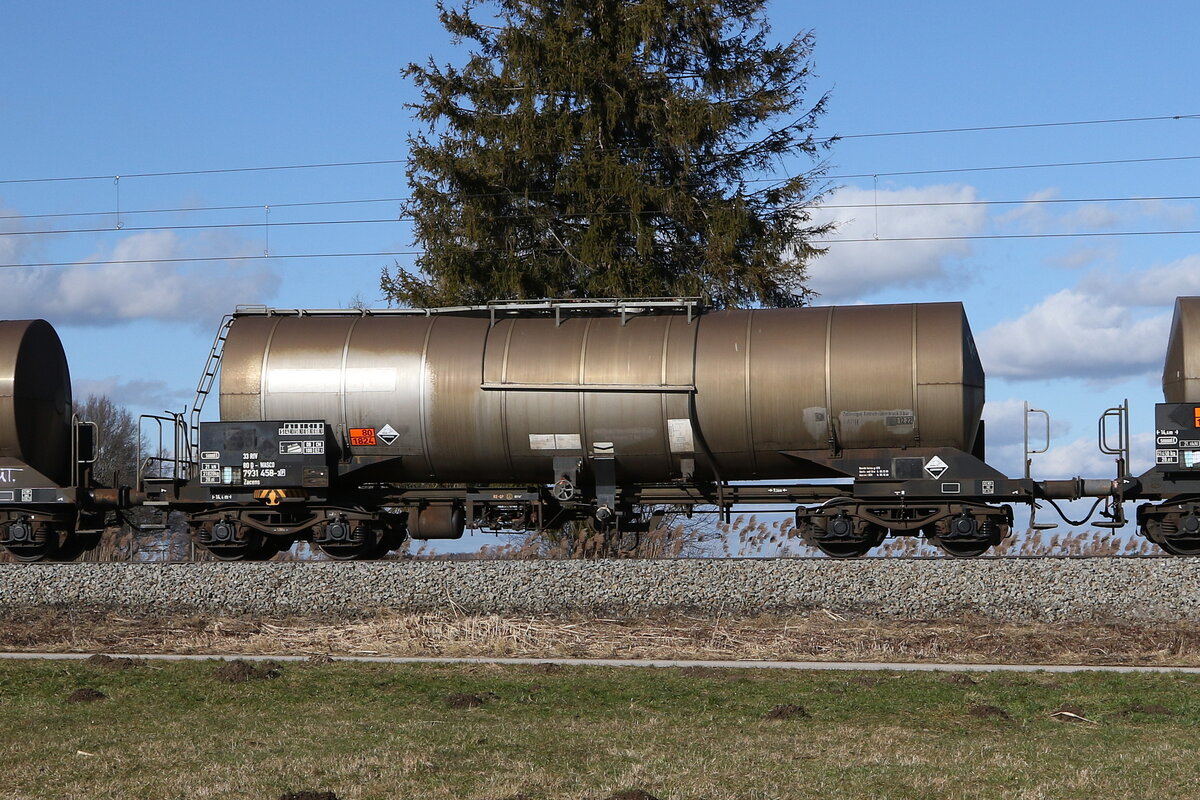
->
[384,0,833,308]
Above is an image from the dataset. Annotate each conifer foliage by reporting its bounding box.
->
[384,0,834,308]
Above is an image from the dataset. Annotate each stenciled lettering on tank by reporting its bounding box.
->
[0,468,24,483]
[801,407,828,442]
[528,433,582,451]
[667,418,695,453]
[837,409,916,436]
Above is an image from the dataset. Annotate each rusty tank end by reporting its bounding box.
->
[0,319,72,485]
[1163,297,1200,403]
[218,302,984,484]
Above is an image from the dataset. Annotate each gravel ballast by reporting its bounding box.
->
[1,558,1197,622]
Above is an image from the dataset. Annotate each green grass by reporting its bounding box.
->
[1,659,1199,799]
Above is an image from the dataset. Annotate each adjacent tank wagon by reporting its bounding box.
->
[217,300,985,485]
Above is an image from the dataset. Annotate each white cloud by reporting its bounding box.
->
[0,204,39,265]
[805,184,987,301]
[983,398,1072,448]
[74,376,190,412]
[1024,433,1154,480]
[996,188,1059,232]
[1049,246,1115,270]
[979,288,1170,381]
[0,230,277,326]
[998,189,1196,234]
[1079,255,1200,307]
[1061,203,1121,230]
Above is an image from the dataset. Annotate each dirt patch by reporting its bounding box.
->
[763,703,808,720]
[607,791,661,800]
[85,654,144,670]
[306,654,335,664]
[67,688,106,704]
[1118,703,1174,717]
[527,662,564,674]
[212,659,283,684]
[968,704,1009,719]
[943,673,978,686]
[444,691,499,709]
[279,793,339,800]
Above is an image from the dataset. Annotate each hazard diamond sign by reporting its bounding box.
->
[924,456,949,479]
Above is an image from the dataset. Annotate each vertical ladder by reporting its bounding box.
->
[189,315,235,467]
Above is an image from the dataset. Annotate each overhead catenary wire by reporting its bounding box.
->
[3,190,1200,238]
[4,151,1200,226]
[5,226,1200,270]
[0,113,1195,186]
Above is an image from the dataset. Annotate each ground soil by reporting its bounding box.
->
[279,793,338,800]
[66,688,106,703]
[212,659,282,684]
[968,704,1010,719]
[84,654,144,670]
[444,691,498,709]
[763,703,807,720]
[5,607,1200,667]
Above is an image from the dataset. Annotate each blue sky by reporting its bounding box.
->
[2,0,1198,497]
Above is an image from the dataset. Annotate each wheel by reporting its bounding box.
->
[807,520,886,558]
[318,523,388,560]
[200,521,276,561]
[1143,513,1200,556]
[1156,538,1200,556]
[1,522,66,562]
[931,538,992,558]
[812,539,876,558]
[51,530,103,562]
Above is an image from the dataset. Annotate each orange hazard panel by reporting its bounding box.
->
[1194,408,1200,428]
[349,428,377,446]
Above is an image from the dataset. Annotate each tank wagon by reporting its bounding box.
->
[0,296,1197,561]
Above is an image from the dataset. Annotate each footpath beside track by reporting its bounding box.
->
[3,557,1199,622]
[6,651,1200,673]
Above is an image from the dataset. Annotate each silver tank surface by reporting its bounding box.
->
[219,302,984,483]
[0,319,73,485]
[1163,297,1200,402]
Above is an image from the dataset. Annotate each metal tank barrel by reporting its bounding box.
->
[0,319,73,485]
[1163,296,1200,402]
[218,301,984,483]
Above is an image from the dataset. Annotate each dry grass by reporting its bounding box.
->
[2,658,1199,799]
[4,608,1200,666]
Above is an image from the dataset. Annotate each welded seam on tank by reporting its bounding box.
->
[911,304,921,444]
[498,320,516,476]
[823,307,834,451]
[338,316,360,443]
[744,310,758,477]
[688,316,725,493]
[579,317,593,468]
[418,318,436,478]
[659,315,674,475]
[258,317,284,421]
